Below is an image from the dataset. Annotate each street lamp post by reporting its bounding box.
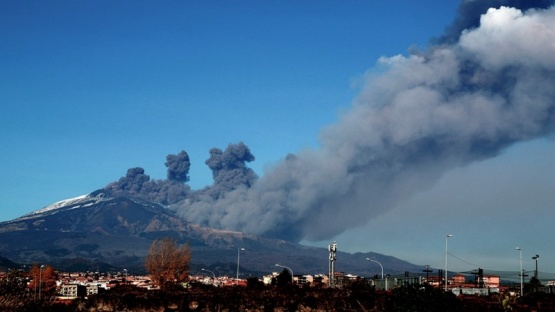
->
[445,234,453,291]
[38,265,45,300]
[532,254,539,280]
[275,264,294,283]
[202,268,216,285]
[236,248,245,283]
[366,258,384,279]
[516,247,523,296]
[34,270,38,300]
[123,269,128,284]
[366,258,386,290]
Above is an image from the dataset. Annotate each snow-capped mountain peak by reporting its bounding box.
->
[16,191,109,221]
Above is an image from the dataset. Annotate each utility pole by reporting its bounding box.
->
[445,234,453,291]
[423,265,432,284]
[532,255,539,280]
[236,248,245,284]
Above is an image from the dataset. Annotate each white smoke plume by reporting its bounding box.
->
[172,5,555,241]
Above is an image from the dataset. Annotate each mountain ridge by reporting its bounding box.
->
[0,190,423,277]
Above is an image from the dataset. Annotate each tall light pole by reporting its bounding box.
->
[236,247,245,282]
[38,264,45,300]
[123,269,128,284]
[445,234,453,291]
[366,258,384,279]
[275,264,294,283]
[532,254,539,280]
[516,247,523,296]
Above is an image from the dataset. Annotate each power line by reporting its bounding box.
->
[447,252,481,268]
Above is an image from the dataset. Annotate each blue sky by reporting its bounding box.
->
[1,0,458,216]
[2,1,555,275]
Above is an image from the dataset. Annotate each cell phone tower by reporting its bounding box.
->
[328,241,337,288]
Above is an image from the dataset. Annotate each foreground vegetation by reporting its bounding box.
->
[2,280,555,312]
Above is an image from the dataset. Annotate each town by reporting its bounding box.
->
[49,267,555,298]
[1,238,555,311]
[2,258,555,311]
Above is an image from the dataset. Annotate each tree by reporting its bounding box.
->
[273,269,292,288]
[27,264,58,300]
[246,276,264,289]
[145,237,191,290]
[526,276,543,293]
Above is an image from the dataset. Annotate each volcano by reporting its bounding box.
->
[0,190,421,276]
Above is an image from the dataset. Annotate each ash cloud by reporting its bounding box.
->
[106,2,555,243]
[105,151,192,205]
[172,4,555,241]
[104,144,256,205]
[202,142,257,199]
[165,150,191,183]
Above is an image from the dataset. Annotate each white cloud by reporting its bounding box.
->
[460,6,555,69]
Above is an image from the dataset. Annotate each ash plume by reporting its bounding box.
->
[105,151,192,205]
[200,142,257,199]
[172,4,555,241]
[104,143,256,205]
[105,2,555,243]
[165,150,191,183]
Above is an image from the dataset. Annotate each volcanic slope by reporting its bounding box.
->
[0,190,421,275]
